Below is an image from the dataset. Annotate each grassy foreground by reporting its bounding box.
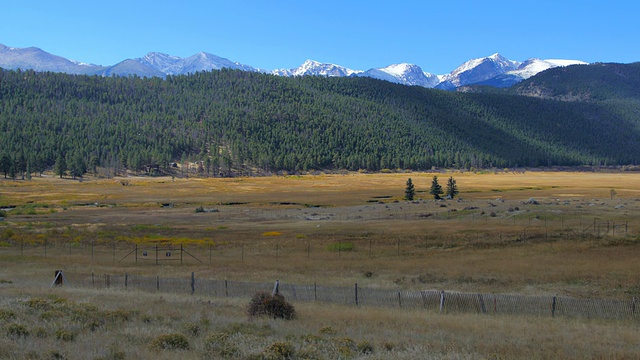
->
[1,171,640,358]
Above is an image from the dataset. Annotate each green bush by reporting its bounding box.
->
[149,333,190,351]
[326,242,354,252]
[248,292,297,320]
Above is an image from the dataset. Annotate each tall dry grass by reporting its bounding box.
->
[0,279,638,360]
[2,171,640,358]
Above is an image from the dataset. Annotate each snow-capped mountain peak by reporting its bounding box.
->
[359,63,440,87]
[0,43,590,89]
[273,59,361,77]
[137,52,182,73]
[436,53,521,90]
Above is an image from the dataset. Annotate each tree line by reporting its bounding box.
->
[0,67,639,179]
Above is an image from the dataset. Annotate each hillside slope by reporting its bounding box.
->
[0,68,638,177]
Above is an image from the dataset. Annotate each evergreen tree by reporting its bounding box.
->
[404,178,415,201]
[89,154,99,177]
[69,152,87,179]
[429,176,443,200]
[54,154,67,179]
[0,154,11,178]
[446,176,459,199]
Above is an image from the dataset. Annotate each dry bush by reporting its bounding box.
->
[248,292,297,320]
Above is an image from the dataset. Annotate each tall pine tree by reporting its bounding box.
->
[404,178,415,201]
[446,176,459,199]
[429,176,443,200]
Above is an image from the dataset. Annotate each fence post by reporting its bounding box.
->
[191,272,195,295]
[156,275,160,291]
[398,291,402,308]
[91,272,94,287]
[478,294,486,314]
[439,290,445,313]
[355,283,358,306]
[551,296,557,317]
[125,273,128,289]
[314,282,317,301]
[225,279,228,297]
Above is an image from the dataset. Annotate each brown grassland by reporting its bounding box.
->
[1,171,639,359]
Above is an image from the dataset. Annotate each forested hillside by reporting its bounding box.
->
[0,67,639,178]
[511,62,640,101]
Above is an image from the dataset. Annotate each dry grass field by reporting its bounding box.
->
[1,171,640,359]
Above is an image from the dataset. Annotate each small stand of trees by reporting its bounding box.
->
[405,176,459,201]
[429,176,458,200]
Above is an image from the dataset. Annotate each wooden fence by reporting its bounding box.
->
[62,272,639,321]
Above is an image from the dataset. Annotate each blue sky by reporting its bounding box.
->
[2,1,638,74]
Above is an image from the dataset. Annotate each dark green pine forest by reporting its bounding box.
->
[0,62,639,178]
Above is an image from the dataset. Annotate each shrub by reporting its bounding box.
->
[318,326,337,335]
[34,327,48,338]
[263,341,295,360]
[55,329,76,342]
[204,332,239,358]
[248,292,297,320]
[4,323,29,338]
[0,309,15,321]
[262,231,282,236]
[149,333,190,351]
[357,340,374,354]
[195,206,204,213]
[326,242,354,252]
[182,322,200,337]
[336,337,356,358]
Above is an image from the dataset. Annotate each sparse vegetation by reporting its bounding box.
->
[149,333,190,351]
[1,171,640,358]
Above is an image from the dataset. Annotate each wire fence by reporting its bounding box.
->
[62,272,639,321]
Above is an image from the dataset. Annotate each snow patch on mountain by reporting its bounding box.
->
[507,58,587,79]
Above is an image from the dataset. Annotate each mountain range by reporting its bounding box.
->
[0,43,586,89]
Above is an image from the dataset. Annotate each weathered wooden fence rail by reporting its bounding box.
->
[63,272,639,321]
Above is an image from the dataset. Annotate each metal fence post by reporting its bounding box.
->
[191,272,195,295]
[439,290,445,313]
